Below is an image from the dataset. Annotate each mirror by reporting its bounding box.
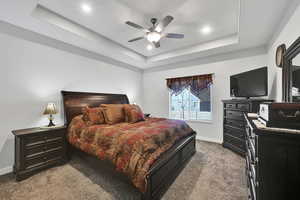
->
[283,37,300,102]
[292,54,300,102]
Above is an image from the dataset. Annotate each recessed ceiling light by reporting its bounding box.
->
[81,3,92,14]
[147,44,153,50]
[201,25,212,35]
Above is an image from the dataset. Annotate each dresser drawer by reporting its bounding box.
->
[24,149,64,170]
[224,119,245,129]
[247,172,257,200]
[25,155,46,169]
[24,131,64,147]
[246,140,255,161]
[24,134,47,146]
[224,134,245,150]
[246,152,257,183]
[225,110,244,120]
[25,141,64,158]
[225,103,236,109]
[224,126,245,140]
[246,127,257,157]
[246,139,256,161]
[245,123,256,139]
[46,131,64,142]
[237,103,250,111]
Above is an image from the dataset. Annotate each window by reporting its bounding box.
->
[169,85,212,121]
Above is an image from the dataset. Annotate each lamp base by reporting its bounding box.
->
[48,119,55,127]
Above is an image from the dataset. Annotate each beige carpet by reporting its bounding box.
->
[0,141,247,200]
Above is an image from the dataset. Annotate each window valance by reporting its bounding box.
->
[166,74,213,98]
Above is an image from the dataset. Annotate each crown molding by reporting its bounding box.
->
[143,45,267,73]
[0,20,269,74]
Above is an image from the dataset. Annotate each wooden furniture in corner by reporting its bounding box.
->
[12,126,67,181]
[222,99,273,156]
[245,114,300,200]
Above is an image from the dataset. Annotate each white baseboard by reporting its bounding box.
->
[196,136,222,144]
[0,166,13,176]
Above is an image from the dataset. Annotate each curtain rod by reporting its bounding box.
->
[165,73,214,80]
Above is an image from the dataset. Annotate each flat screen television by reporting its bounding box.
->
[230,67,268,98]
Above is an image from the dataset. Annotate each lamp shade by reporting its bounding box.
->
[43,103,58,115]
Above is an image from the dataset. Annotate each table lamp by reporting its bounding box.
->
[43,103,58,127]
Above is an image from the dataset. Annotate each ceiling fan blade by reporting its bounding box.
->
[128,37,144,42]
[152,41,160,48]
[125,21,149,32]
[155,15,174,32]
[166,33,184,39]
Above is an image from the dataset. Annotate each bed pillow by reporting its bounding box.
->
[101,104,126,125]
[82,106,105,125]
[124,104,145,123]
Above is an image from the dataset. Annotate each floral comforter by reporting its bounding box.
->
[68,116,194,192]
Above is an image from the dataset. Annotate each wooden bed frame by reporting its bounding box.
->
[61,91,196,200]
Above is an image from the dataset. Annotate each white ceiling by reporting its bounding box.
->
[0,0,294,70]
[38,0,239,57]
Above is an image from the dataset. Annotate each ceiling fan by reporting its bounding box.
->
[125,16,184,48]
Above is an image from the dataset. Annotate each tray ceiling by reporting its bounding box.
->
[38,0,239,57]
[0,0,293,70]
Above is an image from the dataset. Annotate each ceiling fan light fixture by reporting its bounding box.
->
[147,32,161,43]
[125,15,182,48]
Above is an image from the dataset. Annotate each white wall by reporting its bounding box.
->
[143,54,271,143]
[0,32,143,173]
[143,1,300,145]
[268,3,300,101]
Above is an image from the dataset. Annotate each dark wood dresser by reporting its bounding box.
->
[245,114,300,200]
[12,126,67,181]
[222,99,273,156]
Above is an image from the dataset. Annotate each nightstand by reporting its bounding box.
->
[12,126,67,181]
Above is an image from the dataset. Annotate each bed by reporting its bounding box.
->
[62,91,196,200]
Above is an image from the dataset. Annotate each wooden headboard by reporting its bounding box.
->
[61,91,129,125]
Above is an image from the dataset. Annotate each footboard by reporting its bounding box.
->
[142,132,196,200]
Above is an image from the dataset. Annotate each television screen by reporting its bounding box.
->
[230,67,268,98]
